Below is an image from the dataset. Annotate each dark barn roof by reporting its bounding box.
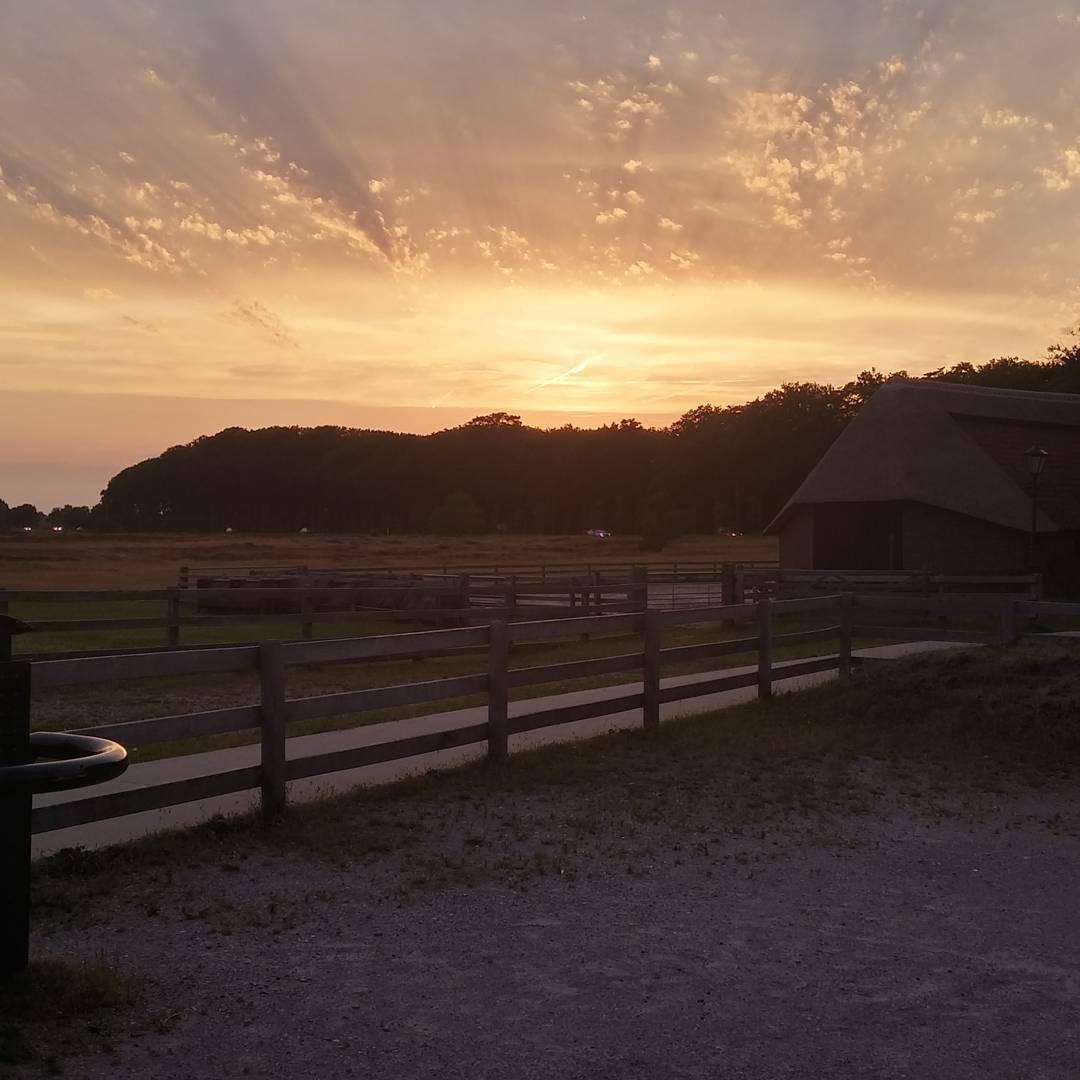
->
[767,379,1080,534]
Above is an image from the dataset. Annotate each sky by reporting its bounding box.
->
[2,0,1080,507]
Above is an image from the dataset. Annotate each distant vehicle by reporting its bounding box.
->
[585,528,611,540]
[21,526,32,533]
[51,525,63,532]
[716,526,741,537]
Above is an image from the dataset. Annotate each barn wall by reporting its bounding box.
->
[778,508,814,567]
[900,503,1027,575]
[811,502,903,570]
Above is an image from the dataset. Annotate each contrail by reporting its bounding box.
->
[525,355,597,393]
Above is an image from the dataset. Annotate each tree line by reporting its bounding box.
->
[0,501,94,531]
[9,336,1080,541]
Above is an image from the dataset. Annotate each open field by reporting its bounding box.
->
[17,642,1080,1078]
[0,532,778,589]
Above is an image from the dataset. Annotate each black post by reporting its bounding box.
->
[1029,471,1039,572]
[0,615,32,979]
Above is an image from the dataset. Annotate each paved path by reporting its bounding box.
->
[31,639,977,856]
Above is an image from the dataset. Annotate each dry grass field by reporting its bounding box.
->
[0,532,777,589]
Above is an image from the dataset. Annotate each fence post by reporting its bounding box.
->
[720,563,736,606]
[258,640,287,819]
[166,587,181,648]
[643,610,662,730]
[300,593,314,640]
[999,599,1019,645]
[838,593,853,679]
[0,617,32,978]
[572,576,590,642]
[487,620,509,761]
[756,598,773,700]
[630,565,648,613]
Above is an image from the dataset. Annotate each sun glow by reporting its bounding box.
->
[2,0,1079,503]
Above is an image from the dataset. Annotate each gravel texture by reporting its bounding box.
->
[23,777,1080,1080]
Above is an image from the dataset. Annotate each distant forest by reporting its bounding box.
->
[6,336,1080,541]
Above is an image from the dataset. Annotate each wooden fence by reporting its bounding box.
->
[28,595,854,835]
[741,568,1041,601]
[177,558,780,589]
[3,565,1041,661]
[1,580,647,660]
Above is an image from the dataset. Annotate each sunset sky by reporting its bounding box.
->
[3,0,1080,506]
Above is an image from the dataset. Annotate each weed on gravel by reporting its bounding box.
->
[0,958,131,1075]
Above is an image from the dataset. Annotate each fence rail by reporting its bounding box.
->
[2,565,1044,662]
[15,583,1079,840]
[20,583,1080,840]
[20,595,864,835]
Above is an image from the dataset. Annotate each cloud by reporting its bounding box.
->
[595,207,629,225]
[228,300,299,349]
[3,0,1080,424]
[1040,145,1080,192]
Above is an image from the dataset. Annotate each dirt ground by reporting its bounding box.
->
[26,771,1080,1080]
[0,533,778,589]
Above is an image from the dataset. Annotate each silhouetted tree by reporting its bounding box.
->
[6,503,41,529]
[92,342,1080,535]
[429,491,485,535]
[47,505,94,529]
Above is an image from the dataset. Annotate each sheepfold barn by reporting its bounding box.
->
[767,380,1080,594]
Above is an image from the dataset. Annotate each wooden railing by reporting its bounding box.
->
[740,569,1041,600]
[5,565,1041,662]
[177,558,780,588]
[1,581,646,659]
[27,596,852,835]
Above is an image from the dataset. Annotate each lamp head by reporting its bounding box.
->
[1024,446,1048,477]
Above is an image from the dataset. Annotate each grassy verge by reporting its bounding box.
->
[0,959,131,1074]
[29,614,847,762]
[30,640,1080,924]
[11,599,437,656]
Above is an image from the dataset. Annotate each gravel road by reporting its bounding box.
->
[25,776,1080,1080]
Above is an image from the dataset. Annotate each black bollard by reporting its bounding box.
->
[0,614,32,979]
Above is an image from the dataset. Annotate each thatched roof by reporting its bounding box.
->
[767,379,1080,534]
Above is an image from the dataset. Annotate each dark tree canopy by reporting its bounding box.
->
[85,336,1080,535]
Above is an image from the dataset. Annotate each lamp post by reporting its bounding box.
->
[1024,445,1048,572]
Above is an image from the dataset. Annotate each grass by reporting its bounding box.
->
[0,531,779,589]
[10,598,434,656]
[29,639,1080,926]
[27,613,860,763]
[0,958,131,1073]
